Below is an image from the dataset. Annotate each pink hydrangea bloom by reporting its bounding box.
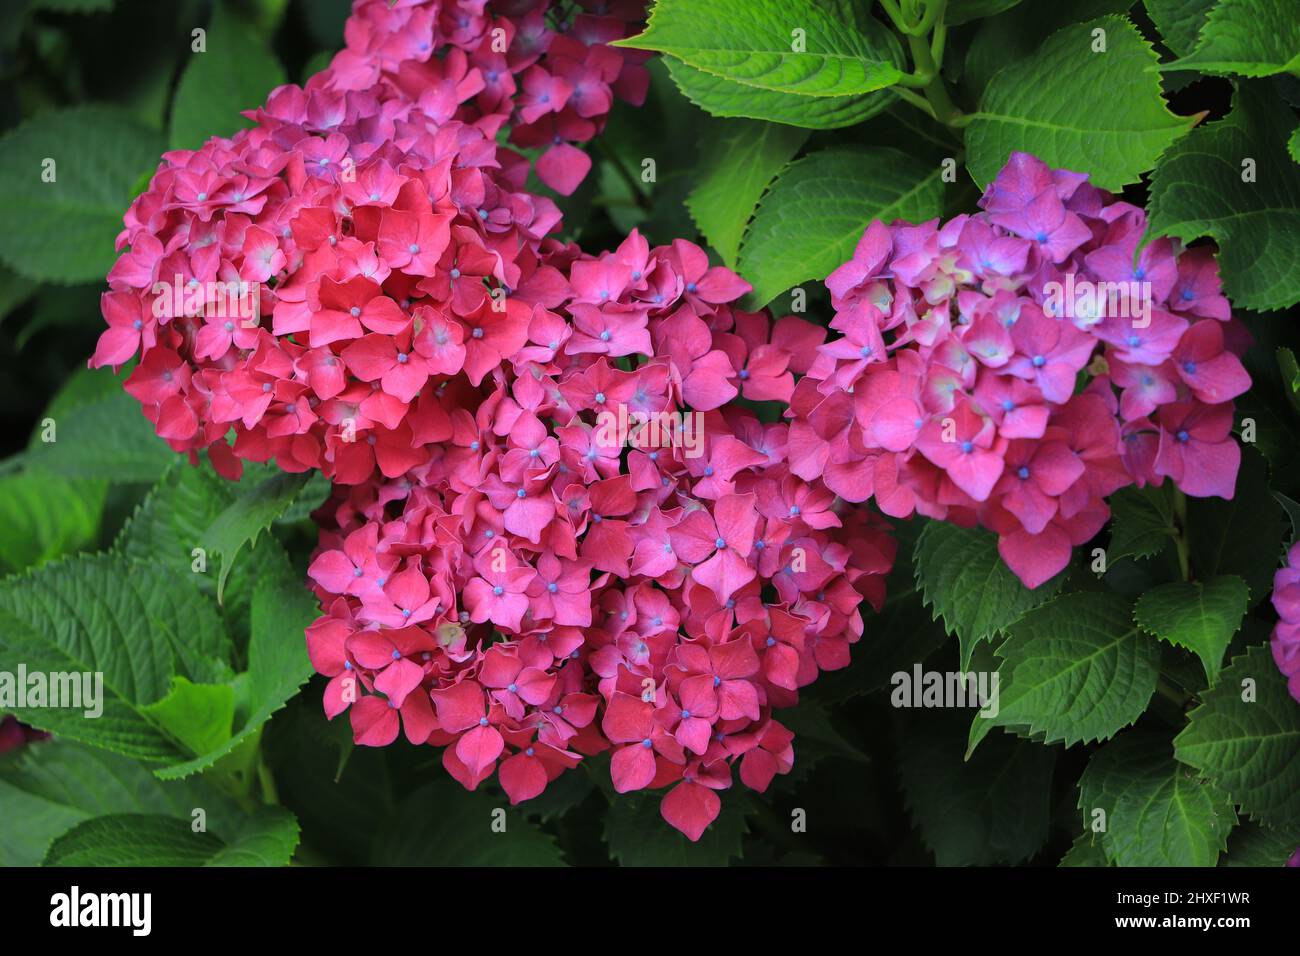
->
[791,151,1250,588]
[300,268,896,839]
[1271,541,1300,704]
[93,0,901,841]
[91,0,648,483]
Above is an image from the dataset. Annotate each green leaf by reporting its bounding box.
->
[946,0,1024,27]
[204,469,310,600]
[0,739,244,866]
[964,0,1137,100]
[27,367,127,442]
[263,695,393,865]
[1289,123,1300,163]
[371,779,566,865]
[24,390,180,483]
[1278,347,1300,414]
[1166,0,1300,76]
[660,33,900,129]
[1187,445,1284,606]
[0,263,37,324]
[0,106,163,284]
[968,592,1161,755]
[1134,576,1249,683]
[1078,731,1236,866]
[616,0,903,97]
[44,806,299,866]
[155,575,315,780]
[1147,82,1300,311]
[686,120,807,268]
[966,16,1194,191]
[1107,485,1175,563]
[1221,820,1300,866]
[898,708,1056,866]
[737,146,944,309]
[913,521,1065,668]
[775,699,867,763]
[115,461,295,643]
[0,553,231,761]
[169,1,287,150]
[0,473,105,573]
[603,790,747,866]
[1175,643,1300,827]
[1060,831,1113,866]
[140,677,236,758]
[30,0,115,10]
[1145,0,1216,58]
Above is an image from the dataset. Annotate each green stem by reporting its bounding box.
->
[931,20,947,65]
[1172,489,1191,581]
[1156,675,1194,710]
[595,138,649,212]
[258,756,280,805]
[878,0,910,34]
[911,0,945,36]
[893,87,936,118]
[906,32,960,126]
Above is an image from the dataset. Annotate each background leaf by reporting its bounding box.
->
[966,16,1193,191]
[913,521,1064,668]
[897,708,1056,866]
[203,469,310,600]
[0,105,163,283]
[169,0,287,150]
[1078,731,1236,867]
[968,591,1160,754]
[1144,0,1216,58]
[618,0,902,97]
[1175,643,1300,828]
[1146,82,1300,311]
[371,778,566,865]
[0,552,231,761]
[43,806,299,866]
[737,146,945,308]
[1133,575,1249,683]
[686,119,807,268]
[1167,0,1300,76]
[603,789,748,866]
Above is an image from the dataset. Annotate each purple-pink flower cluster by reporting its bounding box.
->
[1271,541,1300,704]
[788,152,1251,587]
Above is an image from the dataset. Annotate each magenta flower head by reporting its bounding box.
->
[790,150,1249,589]
[1271,541,1300,704]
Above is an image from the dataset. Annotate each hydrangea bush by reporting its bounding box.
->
[0,0,1298,867]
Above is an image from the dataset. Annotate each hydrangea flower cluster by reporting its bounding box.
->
[1270,541,1300,705]
[322,0,650,196]
[90,0,648,480]
[90,0,898,839]
[301,235,896,839]
[789,151,1250,588]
